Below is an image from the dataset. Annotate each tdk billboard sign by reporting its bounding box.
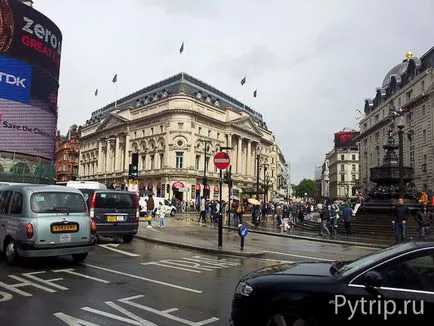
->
[0,56,32,104]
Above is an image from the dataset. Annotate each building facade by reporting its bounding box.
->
[55,127,80,184]
[78,73,289,203]
[327,147,360,199]
[357,48,434,193]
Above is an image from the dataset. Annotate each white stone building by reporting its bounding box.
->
[356,48,434,193]
[78,73,289,203]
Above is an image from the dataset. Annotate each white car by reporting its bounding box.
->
[139,196,177,217]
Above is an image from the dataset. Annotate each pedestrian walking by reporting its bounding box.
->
[146,194,155,229]
[319,205,330,236]
[342,201,352,236]
[415,204,431,237]
[156,201,166,228]
[393,198,409,244]
[198,196,206,223]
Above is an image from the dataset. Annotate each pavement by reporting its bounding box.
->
[135,213,390,258]
[136,217,382,262]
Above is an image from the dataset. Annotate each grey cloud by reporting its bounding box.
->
[144,0,219,17]
[216,46,278,80]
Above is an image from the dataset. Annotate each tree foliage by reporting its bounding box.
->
[293,179,315,198]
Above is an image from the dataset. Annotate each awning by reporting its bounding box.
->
[147,183,153,189]
[195,183,201,191]
[172,181,185,190]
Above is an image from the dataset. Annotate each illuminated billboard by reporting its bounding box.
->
[0,0,62,161]
[334,131,360,149]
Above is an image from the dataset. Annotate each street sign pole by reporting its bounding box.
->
[218,168,223,247]
[214,151,230,248]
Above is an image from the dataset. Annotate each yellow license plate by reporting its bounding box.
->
[107,215,117,222]
[52,224,78,233]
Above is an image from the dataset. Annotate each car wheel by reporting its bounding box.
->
[123,235,134,243]
[170,209,176,217]
[5,239,19,265]
[72,253,88,262]
[266,310,312,326]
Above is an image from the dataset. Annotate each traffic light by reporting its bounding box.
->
[129,153,139,179]
[129,164,138,179]
[223,167,232,187]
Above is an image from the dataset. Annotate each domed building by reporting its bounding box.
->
[77,73,290,203]
[357,47,434,193]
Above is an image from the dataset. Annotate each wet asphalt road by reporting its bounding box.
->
[0,237,378,326]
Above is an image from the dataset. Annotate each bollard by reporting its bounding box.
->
[238,224,248,250]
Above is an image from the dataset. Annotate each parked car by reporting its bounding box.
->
[0,184,96,265]
[78,189,139,243]
[230,240,434,325]
[139,196,177,217]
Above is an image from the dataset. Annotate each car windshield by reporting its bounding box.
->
[31,192,87,213]
[335,242,417,276]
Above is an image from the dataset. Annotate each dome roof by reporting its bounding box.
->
[382,61,408,87]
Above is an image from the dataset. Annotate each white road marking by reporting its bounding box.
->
[107,243,120,248]
[82,263,202,293]
[162,308,179,314]
[119,295,219,325]
[54,312,101,325]
[22,271,68,291]
[0,275,57,297]
[82,301,157,326]
[141,262,203,273]
[263,250,334,261]
[52,269,110,284]
[98,244,140,257]
[0,291,13,303]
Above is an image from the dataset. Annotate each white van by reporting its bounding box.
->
[139,196,177,217]
[66,181,107,190]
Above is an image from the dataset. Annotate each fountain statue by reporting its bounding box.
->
[360,127,419,215]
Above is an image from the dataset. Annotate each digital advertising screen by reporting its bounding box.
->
[0,0,61,160]
[334,131,360,149]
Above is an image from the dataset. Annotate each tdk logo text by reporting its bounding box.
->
[0,56,32,105]
[0,72,27,88]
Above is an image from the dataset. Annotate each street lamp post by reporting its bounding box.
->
[256,152,260,199]
[396,115,405,199]
[200,140,211,199]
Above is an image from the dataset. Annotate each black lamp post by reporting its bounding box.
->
[265,172,270,203]
[396,115,405,199]
[256,146,261,200]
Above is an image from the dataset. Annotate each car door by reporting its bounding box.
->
[344,248,434,325]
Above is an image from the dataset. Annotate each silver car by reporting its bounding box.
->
[0,184,96,265]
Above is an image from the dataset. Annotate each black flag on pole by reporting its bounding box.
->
[253,90,257,97]
[112,74,117,83]
[94,89,98,96]
[179,41,184,54]
[241,76,246,85]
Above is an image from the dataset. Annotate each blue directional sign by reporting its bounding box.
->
[239,225,248,238]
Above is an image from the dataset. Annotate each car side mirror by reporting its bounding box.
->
[363,271,383,288]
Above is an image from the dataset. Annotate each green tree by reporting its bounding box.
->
[293,179,315,198]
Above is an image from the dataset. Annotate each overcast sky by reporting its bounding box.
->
[35,0,433,183]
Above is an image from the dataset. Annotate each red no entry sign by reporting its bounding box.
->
[214,151,230,170]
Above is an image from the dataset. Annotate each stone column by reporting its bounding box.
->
[98,140,103,173]
[237,136,242,174]
[105,140,111,173]
[115,136,120,171]
[124,134,130,170]
[164,134,170,169]
[247,141,252,177]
